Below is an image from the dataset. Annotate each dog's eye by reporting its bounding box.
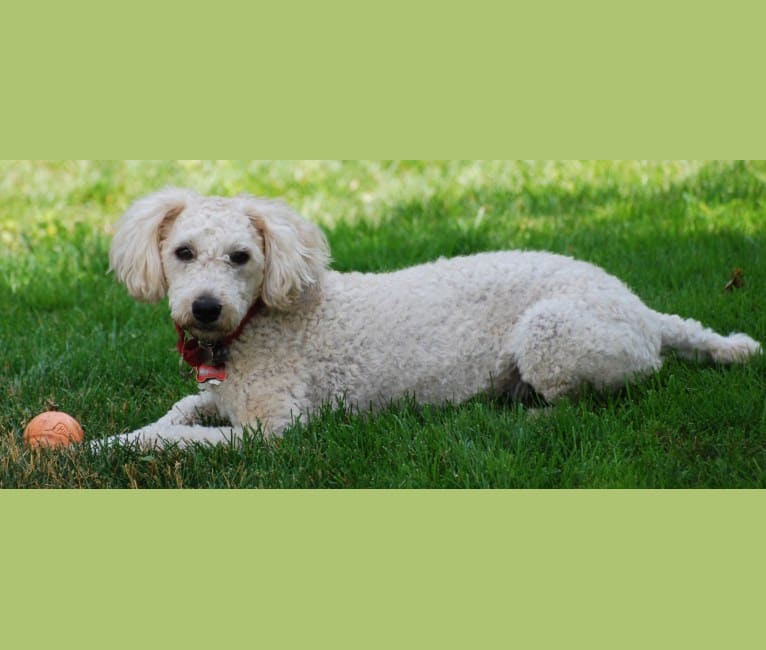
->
[175,246,195,262]
[230,251,250,266]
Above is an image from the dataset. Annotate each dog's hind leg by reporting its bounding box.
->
[506,297,664,402]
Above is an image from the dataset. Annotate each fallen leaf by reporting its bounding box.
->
[723,268,744,292]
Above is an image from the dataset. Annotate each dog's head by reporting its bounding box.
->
[109,188,330,340]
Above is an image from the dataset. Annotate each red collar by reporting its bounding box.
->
[175,300,262,384]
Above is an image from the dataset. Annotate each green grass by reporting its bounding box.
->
[1,160,764,487]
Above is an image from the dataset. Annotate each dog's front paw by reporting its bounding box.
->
[89,427,163,452]
[154,394,219,427]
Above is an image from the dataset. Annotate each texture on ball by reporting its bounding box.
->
[23,411,84,448]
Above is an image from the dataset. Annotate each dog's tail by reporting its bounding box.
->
[656,312,761,363]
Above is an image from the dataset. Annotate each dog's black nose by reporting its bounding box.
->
[192,296,223,324]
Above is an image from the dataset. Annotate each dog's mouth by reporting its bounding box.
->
[172,314,230,342]
[185,322,231,343]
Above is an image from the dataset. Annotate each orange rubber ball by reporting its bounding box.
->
[23,411,84,448]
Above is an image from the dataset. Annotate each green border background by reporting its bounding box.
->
[4,491,765,648]
[3,1,765,157]
[2,1,765,648]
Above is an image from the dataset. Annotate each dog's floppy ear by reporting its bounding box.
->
[240,197,330,310]
[109,187,197,302]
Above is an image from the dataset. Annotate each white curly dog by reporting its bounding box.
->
[103,187,760,447]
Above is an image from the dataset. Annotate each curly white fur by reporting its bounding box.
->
[101,188,761,448]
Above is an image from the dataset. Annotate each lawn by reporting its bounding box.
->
[1,160,764,487]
